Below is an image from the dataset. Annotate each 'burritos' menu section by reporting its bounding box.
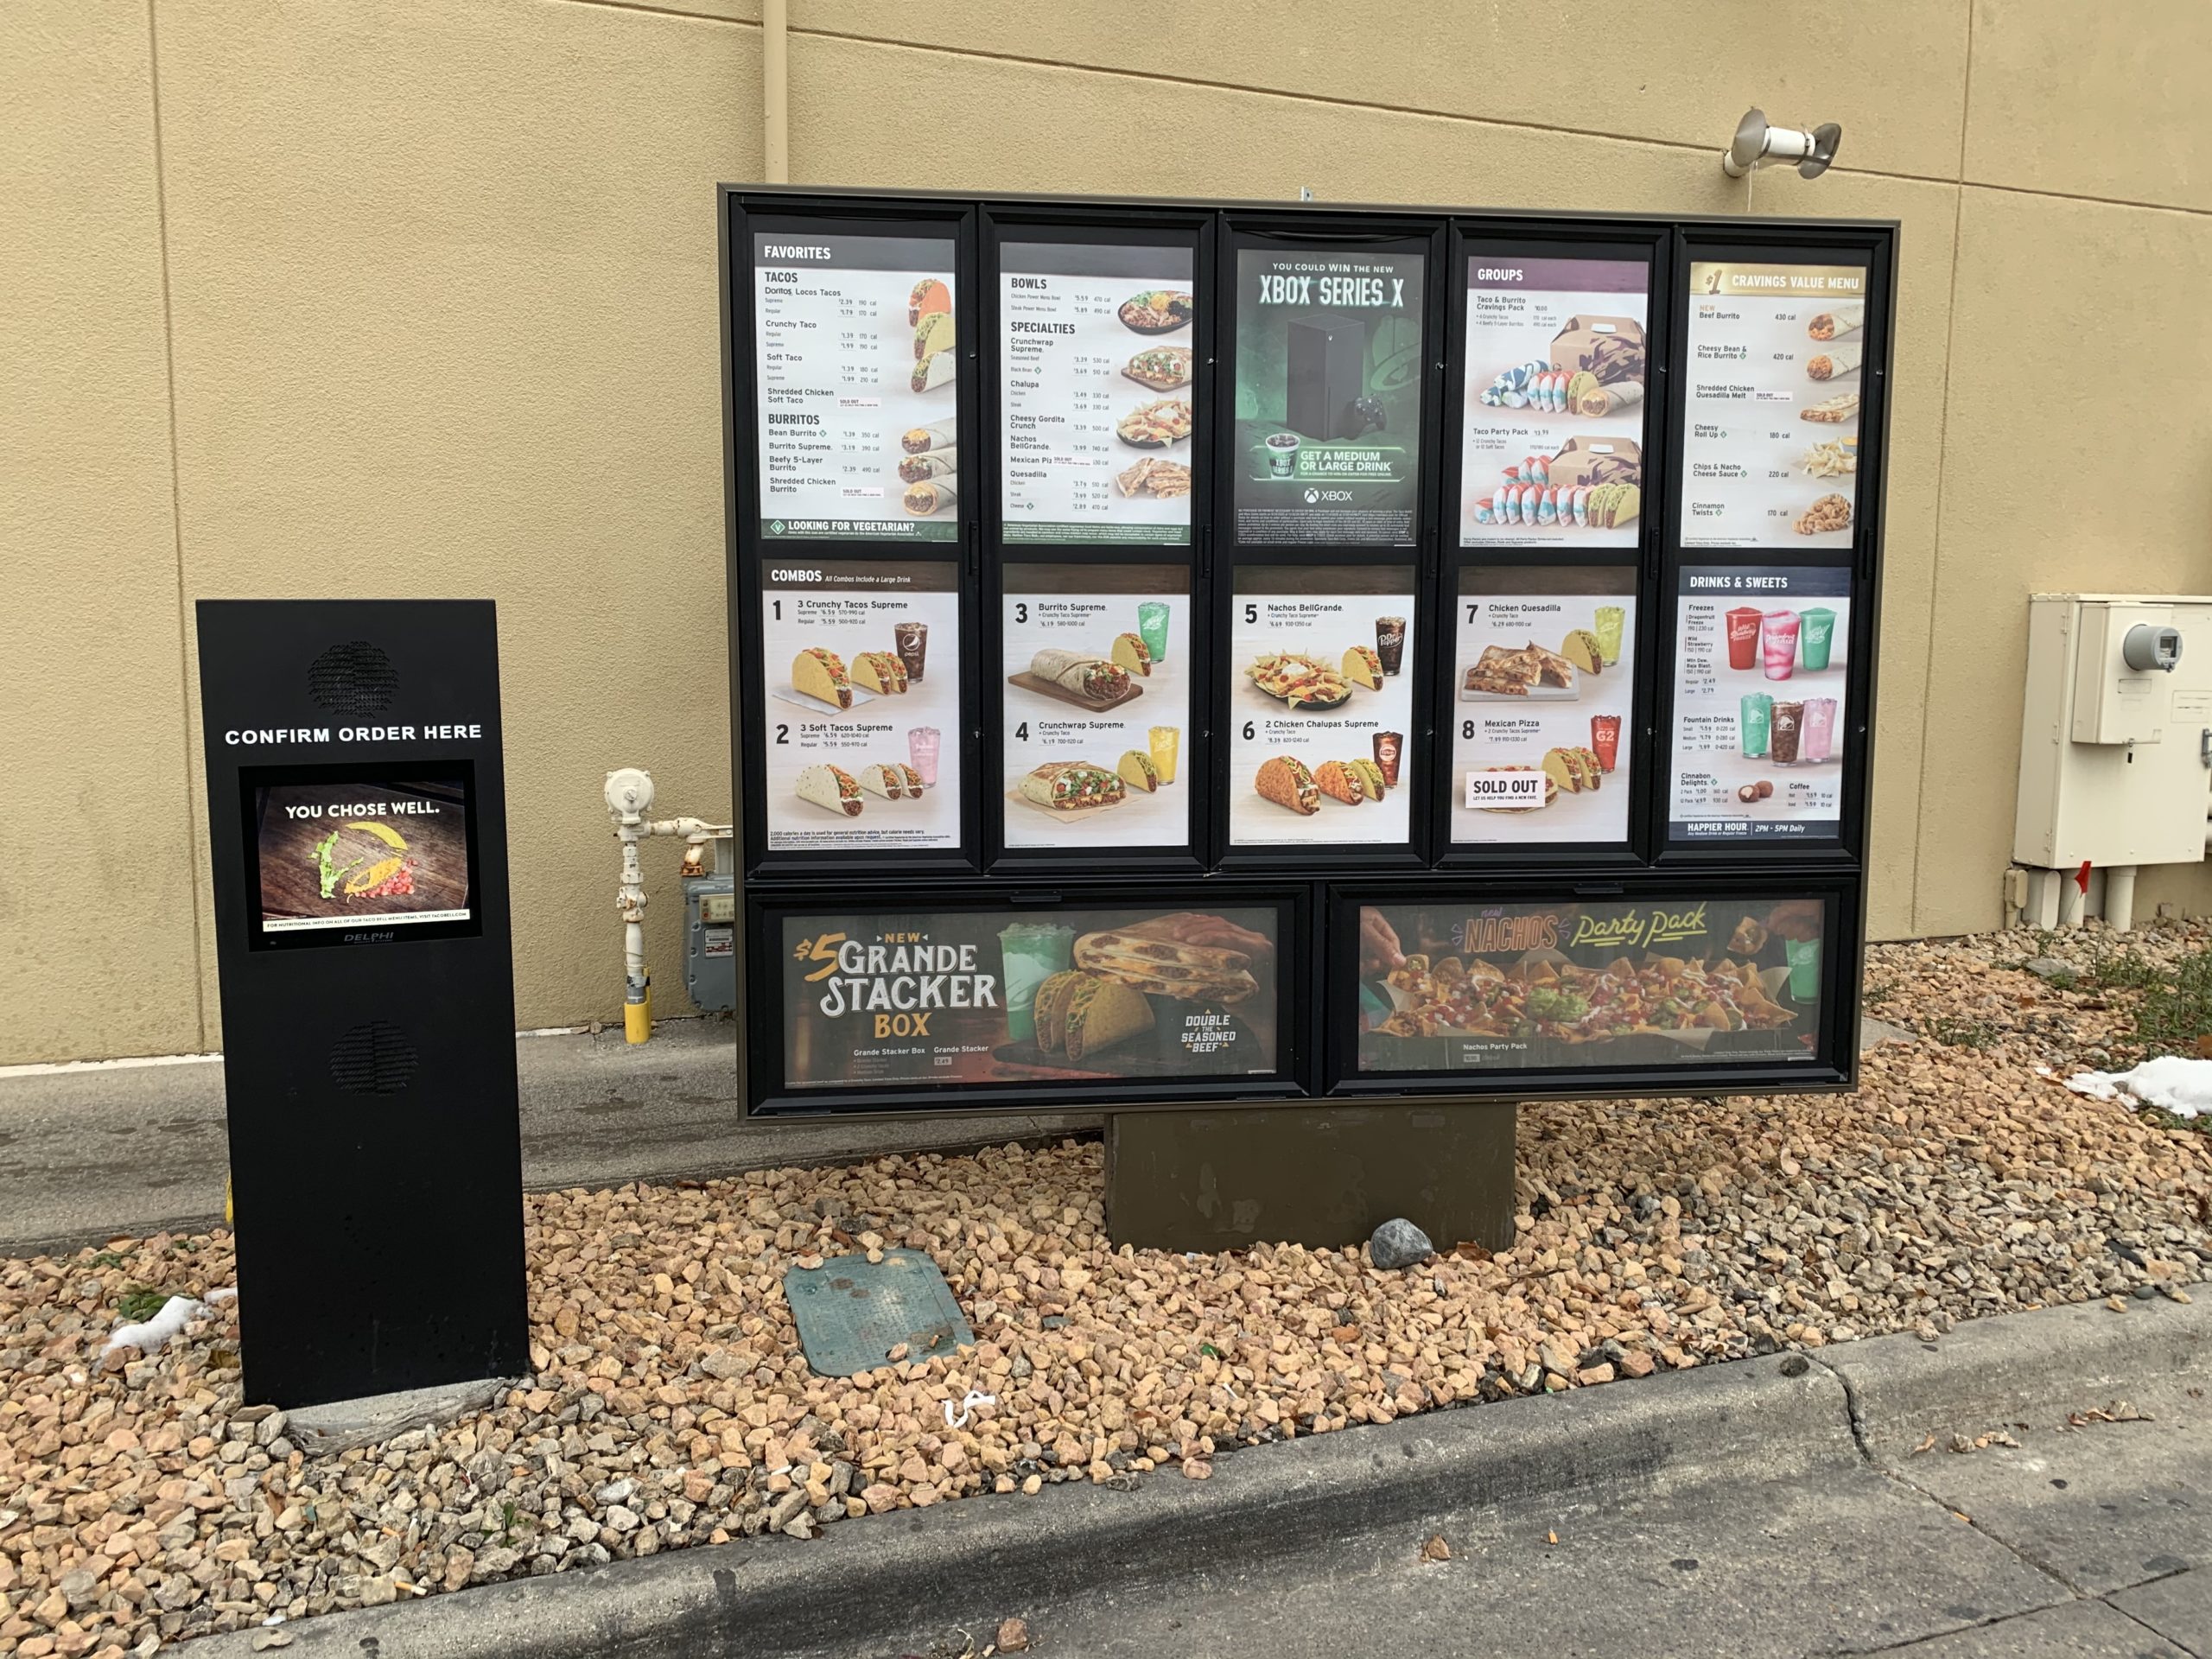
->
[1232,246,1426,546]
[1668,565,1852,842]
[1353,895,1827,1074]
[779,901,1283,1090]
[1229,566,1415,849]
[754,231,961,541]
[1460,257,1649,549]
[1001,564,1191,851]
[1450,568,1637,846]
[1000,242,1195,544]
[1681,260,1866,549]
[760,562,962,852]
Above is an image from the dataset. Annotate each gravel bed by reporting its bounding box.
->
[4,926,2212,1656]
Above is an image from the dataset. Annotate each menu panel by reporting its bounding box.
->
[1460,257,1649,548]
[1352,894,1827,1074]
[1449,567,1637,845]
[1681,259,1868,549]
[1001,564,1191,850]
[760,563,962,852]
[1000,241,1195,544]
[779,900,1284,1088]
[753,230,961,542]
[1232,246,1427,545]
[1228,566,1415,849]
[1667,565,1852,842]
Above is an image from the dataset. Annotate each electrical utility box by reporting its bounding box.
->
[683,837,739,1013]
[2015,594,2212,870]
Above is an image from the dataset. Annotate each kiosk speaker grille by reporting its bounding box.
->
[307,641,398,716]
[328,1021,419,1094]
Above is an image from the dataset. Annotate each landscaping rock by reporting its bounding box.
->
[1369,1218,1435,1270]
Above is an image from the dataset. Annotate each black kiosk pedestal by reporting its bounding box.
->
[197,601,528,1408]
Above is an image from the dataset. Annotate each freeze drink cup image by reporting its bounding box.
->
[1266,432,1300,477]
[1726,606,1763,671]
[1800,607,1837,672]
[1147,725,1180,785]
[1739,692,1772,758]
[1136,601,1172,664]
[998,923,1077,1046]
[1593,605,1626,667]
[1785,935,1822,1002]
[1376,617,1408,677]
[1761,610,1801,681]
[1803,696,1838,763]
[1770,701,1803,765]
[906,726,941,786]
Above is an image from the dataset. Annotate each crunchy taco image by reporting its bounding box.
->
[794,764,862,817]
[1313,760,1367,805]
[907,277,951,328]
[1033,969,1087,1054]
[1342,645,1383,690]
[850,651,907,695]
[1116,749,1161,791]
[1058,976,1155,1063]
[1109,632,1154,677]
[1255,754,1320,816]
[791,648,853,709]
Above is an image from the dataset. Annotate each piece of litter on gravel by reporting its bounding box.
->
[101,1294,208,1357]
[2063,1055,2212,1118]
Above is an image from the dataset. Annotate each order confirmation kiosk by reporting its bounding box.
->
[197,600,528,1408]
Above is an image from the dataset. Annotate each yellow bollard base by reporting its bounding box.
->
[625,982,652,1045]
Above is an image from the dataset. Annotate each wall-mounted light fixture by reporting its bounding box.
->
[1721,109,1842,180]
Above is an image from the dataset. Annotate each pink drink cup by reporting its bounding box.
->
[1761,611,1801,681]
[1802,697,1838,763]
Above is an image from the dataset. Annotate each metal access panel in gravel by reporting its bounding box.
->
[785,1250,975,1377]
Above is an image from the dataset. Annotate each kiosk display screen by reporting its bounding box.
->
[243,767,479,945]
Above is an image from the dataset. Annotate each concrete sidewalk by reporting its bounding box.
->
[187,1292,2211,1659]
[0,1020,1099,1258]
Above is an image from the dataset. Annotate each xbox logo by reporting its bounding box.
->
[1302,488,1319,505]
[769,520,786,536]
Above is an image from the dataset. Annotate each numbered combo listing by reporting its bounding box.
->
[754,231,960,541]
[1681,260,1866,550]
[1668,565,1851,841]
[1451,571,1635,845]
[1001,566,1190,849]
[1461,255,1648,549]
[1001,242,1195,545]
[760,563,962,851]
[1232,247,1425,546]
[1228,567,1414,847]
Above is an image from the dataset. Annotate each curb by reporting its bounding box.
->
[183,1294,2212,1659]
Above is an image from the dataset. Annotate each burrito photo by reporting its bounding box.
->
[1028,648,1131,702]
[1807,343,1862,382]
[1808,302,1864,341]
[1019,760,1126,811]
[902,479,956,517]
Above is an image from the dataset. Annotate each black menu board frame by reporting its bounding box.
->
[721,187,1897,1120]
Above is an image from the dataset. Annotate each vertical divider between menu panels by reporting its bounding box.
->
[1211,213,1448,875]
[730,194,983,880]
[1436,221,1669,871]
[1654,225,1895,873]
[980,207,1214,876]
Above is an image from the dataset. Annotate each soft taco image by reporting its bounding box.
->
[794,764,862,817]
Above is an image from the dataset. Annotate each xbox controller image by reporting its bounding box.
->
[1340,394,1387,438]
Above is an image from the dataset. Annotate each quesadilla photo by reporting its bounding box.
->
[1073,928,1260,1005]
[794,764,862,818]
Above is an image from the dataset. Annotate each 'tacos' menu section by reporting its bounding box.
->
[1668,565,1852,842]
[1353,895,1827,1074]
[1229,566,1414,849]
[1460,256,1649,550]
[1000,242,1195,544]
[1001,564,1191,851]
[1233,246,1426,546]
[1450,567,1636,846]
[760,563,961,853]
[1681,260,1866,549]
[754,231,960,542]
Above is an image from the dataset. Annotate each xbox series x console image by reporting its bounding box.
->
[1285,314,1367,440]
[196,599,528,1408]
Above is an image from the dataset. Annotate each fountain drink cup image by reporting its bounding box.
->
[1739,692,1772,758]
[894,620,929,684]
[1589,714,1621,772]
[906,726,941,786]
[1785,936,1822,1001]
[1137,601,1171,665]
[1800,607,1836,672]
[1770,701,1803,765]
[998,923,1077,1045]
[1761,610,1801,681]
[1803,696,1838,763]
[1266,432,1300,477]
[1726,606,1763,671]
[1375,617,1408,677]
[1374,731,1403,788]
[1148,725,1180,785]
[1593,606,1626,667]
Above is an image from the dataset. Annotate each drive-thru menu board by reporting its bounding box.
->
[1001,564,1190,849]
[1233,246,1426,545]
[1460,257,1649,548]
[754,230,961,541]
[1668,566,1852,842]
[1229,567,1415,848]
[1450,567,1637,845]
[1000,242,1195,543]
[1681,260,1866,549]
[726,187,1891,1116]
[760,563,962,850]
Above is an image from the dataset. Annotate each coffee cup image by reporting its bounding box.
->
[1265,432,1300,477]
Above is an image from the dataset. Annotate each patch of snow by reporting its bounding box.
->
[2063,1055,2212,1119]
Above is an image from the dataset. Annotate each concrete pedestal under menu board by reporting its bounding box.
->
[196,600,528,1408]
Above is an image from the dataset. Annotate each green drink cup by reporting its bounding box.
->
[1799,607,1836,672]
[1592,605,1626,666]
[998,923,1076,1045]
[1784,936,1821,1001]
[1137,601,1171,664]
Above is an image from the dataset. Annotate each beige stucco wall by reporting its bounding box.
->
[4,0,2209,1063]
